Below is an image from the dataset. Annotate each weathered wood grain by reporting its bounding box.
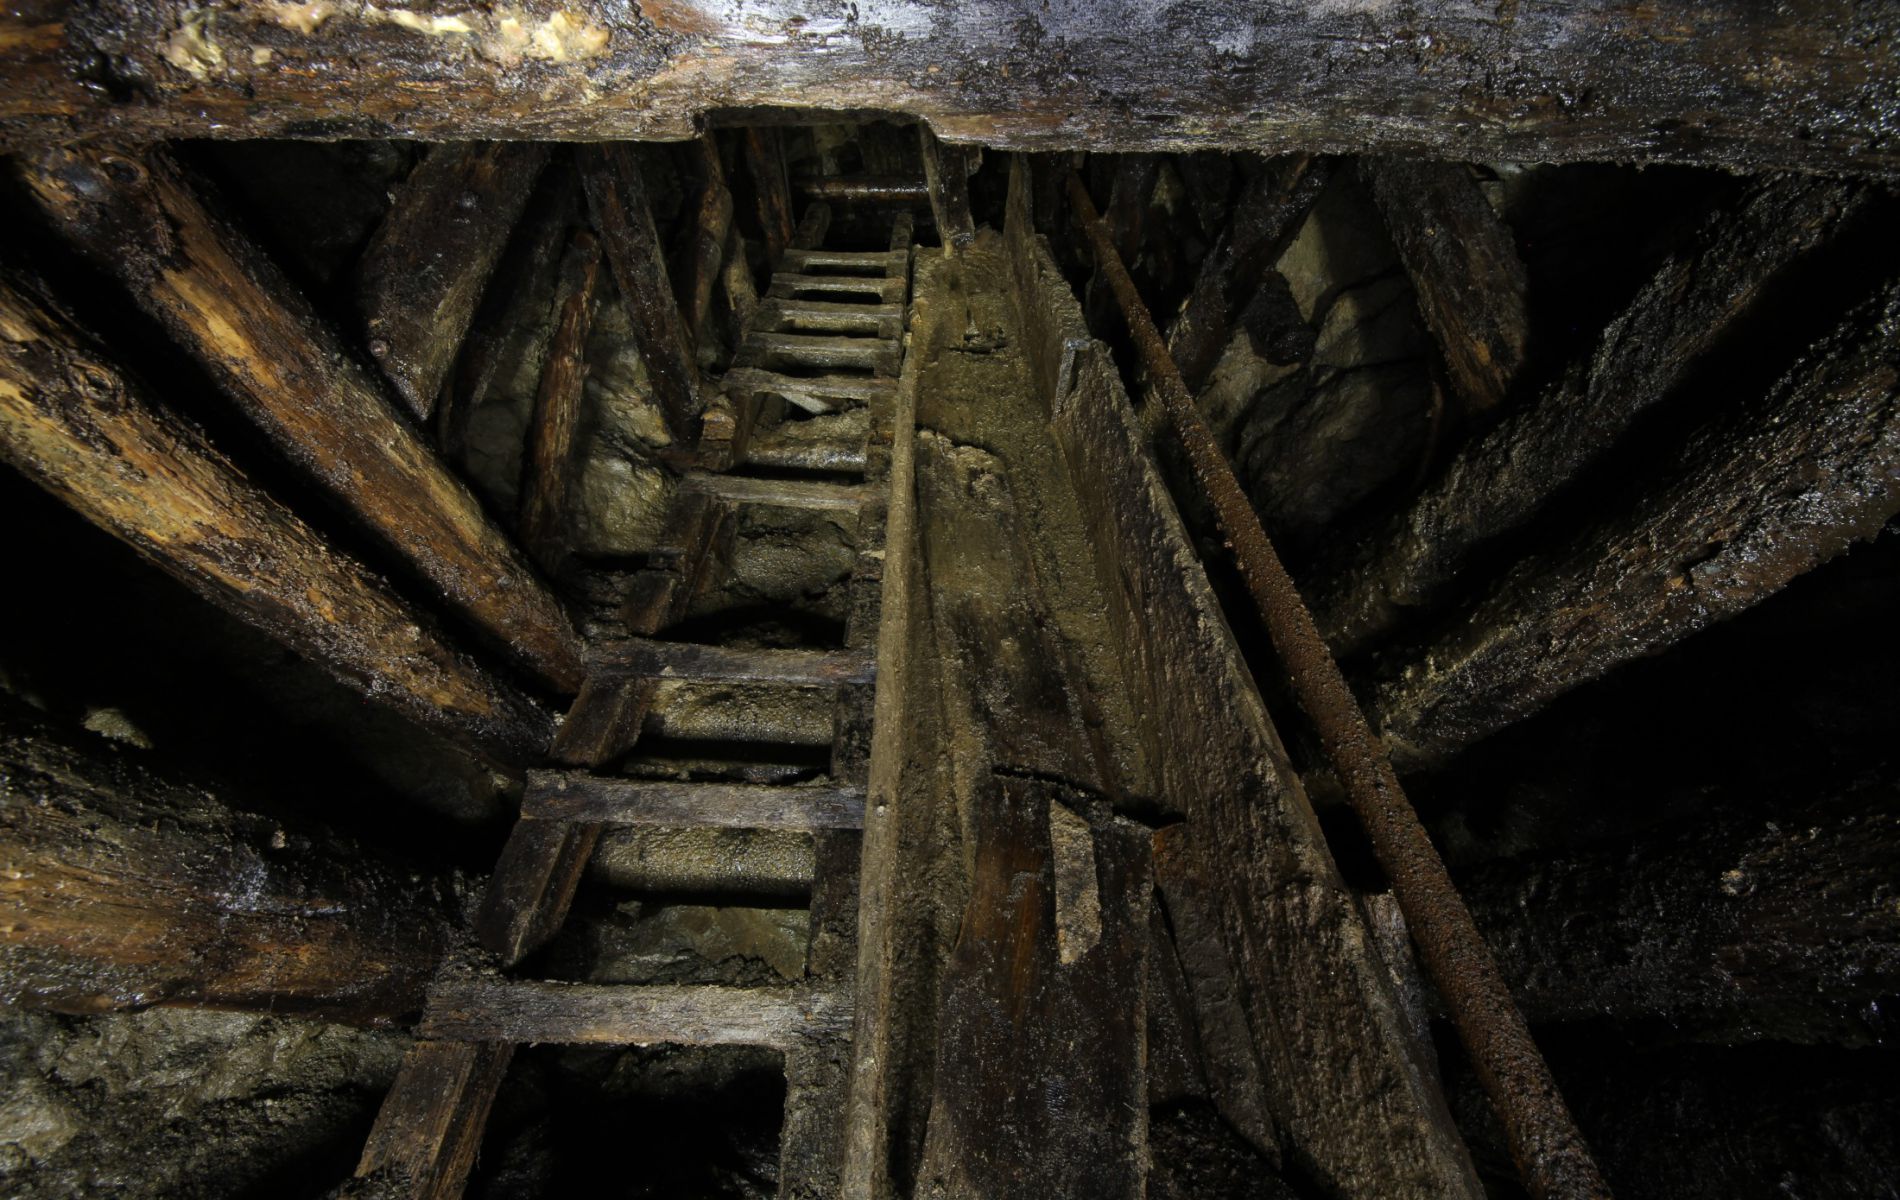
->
[17,144,585,695]
[356,140,550,420]
[920,124,977,249]
[1362,158,1529,416]
[676,134,734,353]
[680,470,869,511]
[3,2,1896,174]
[745,126,796,267]
[720,367,896,414]
[421,979,851,1048]
[580,144,703,443]
[522,773,868,830]
[1316,175,1872,656]
[621,490,735,635]
[0,703,459,1023]
[516,229,602,573]
[0,271,553,760]
[1376,278,1900,771]
[475,817,602,968]
[589,639,876,687]
[353,1041,514,1200]
[1005,163,1484,1199]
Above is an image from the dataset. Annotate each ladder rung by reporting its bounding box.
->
[680,470,868,511]
[768,274,907,303]
[421,980,851,1049]
[722,367,895,414]
[745,331,900,374]
[523,772,868,829]
[588,638,877,686]
[758,297,904,337]
[781,247,909,274]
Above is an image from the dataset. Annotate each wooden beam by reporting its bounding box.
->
[744,127,795,267]
[353,1041,513,1200]
[522,773,868,830]
[7,3,1888,171]
[0,703,459,1022]
[680,471,868,511]
[356,141,550,421]
[720,367,896,414]
[516,229,602,574]
[420,979,851,1048]
[0,271,553,760]
[1316,174,1872,656]
[675,134,734,353]
[17,144,586,696]
[1376,278,1900,771]
[579,144,703,444]
[1165,154,1329,396]
[588,639,877,687]
[620,490,736,636]
[919,124,977,250]
[1362,158,1528,417]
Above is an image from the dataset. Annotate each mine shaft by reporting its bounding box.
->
[0,4,1897,1198]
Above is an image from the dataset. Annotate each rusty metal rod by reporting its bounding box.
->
[1066,170,1610,1200]
[792,174,930,205]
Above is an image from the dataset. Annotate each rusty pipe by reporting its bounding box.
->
[1066,170,1611,1200]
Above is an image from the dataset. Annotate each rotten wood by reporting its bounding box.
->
[579,143,703,443]
[745,126,796,266]
[17,144,586,696]
[1316,175,1872,656]
[522,773,868,830]
[0,702,459,1023]
[1376,278,1900,771]
[1069,167,1602,1200]
[1012,167,1485,1199]
[1165,154,1330,395]
[1362,158,1530,417]
[744,330,901,375]
[356,140,550,421]
[920,124,978,250]
[588,639,876,687]
[353,1041,513,1200]
[420,979,851,1048]
[516,229,602,574]
[0,270,553,760]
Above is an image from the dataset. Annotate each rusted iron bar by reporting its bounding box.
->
[793,175,931,205]
[1067,171,1609,1200]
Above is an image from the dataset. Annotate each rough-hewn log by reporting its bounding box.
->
[421,979,851,1048]
[675,135,734,352]
[920,124,977,250]
[0,272,553,759]
[744,127,795,267]
[1462,775,1900,1046]
[1376,279,1900,771]
[17,144,586,696]
[1166,155,1329,395]
[579,143,703,444]
[516,229,602,574]
[352,1041,514,1200]
[1362,158,1529,416]
[2,2,1896,173]
[0,703,460,1023]
[1317,175,1871,656]
[1010,168,1486,1199]
[523,773,868,830]
[680,470,868,511]
[356,140,550,421]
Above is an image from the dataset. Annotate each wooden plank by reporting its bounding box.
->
[676,134,735,352]
[1362,158,1529,417]
[1376,278,1900,771]
[757,298,904,339]
[791,202,833,252]
[722,367,896,412]
[5,3,1897,175]
[745,330,901,374]
[516,230,602,574]
[354,1041,514,1200]
[743,429,871,474]
[780,829,864,1199]
[0,704,459,1023]
[920,124,977,249]
[580,144,703,443]
[681,471,869,511]
[1315,174,1872,655]
[589,638,877,686]
[621,490,735,635]
[475,818,604,967]
[17,144,586,696]
[768,274,908,303]
[522,773,868,829]
[356,141,550,421]
[745,126,796,267]
[421,980,851,1048]
[0,270,553,761]
[781,248,911,274]
[1004,164,1484,1199]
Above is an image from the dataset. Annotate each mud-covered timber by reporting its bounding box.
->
[0,703,461,1023]
[1315,175,1873,657]
[15,144,587,696]
[0,273,555,760]
[1068,173,1610,1200]
[1376,279,1900,773]
[1,0,1897,173]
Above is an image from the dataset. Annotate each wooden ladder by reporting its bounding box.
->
[348,208,914,1200]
